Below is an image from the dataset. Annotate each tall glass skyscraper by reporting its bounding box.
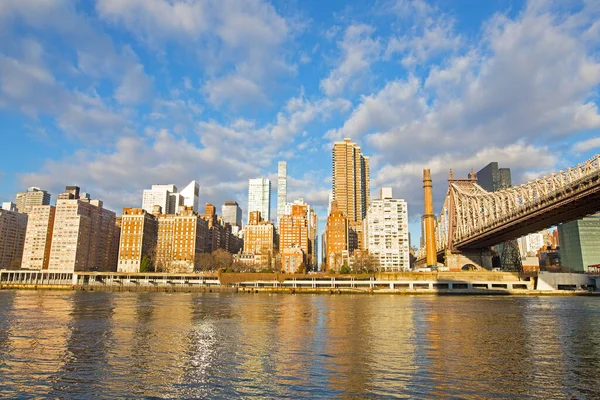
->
[558,214,600,271]
[247,178,271,224]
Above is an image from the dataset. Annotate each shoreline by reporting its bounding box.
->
[1,284,598,296]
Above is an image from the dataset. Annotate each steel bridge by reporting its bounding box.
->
[422,154,600,261]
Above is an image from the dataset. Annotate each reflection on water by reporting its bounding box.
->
[0,292,599,398]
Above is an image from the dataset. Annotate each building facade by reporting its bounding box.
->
[179,181,200,212]
[21,205,56,270]
[476,162,512,192]
[279,204,309,267]
[15,187,51,214]
[363,188,410,272]
[48,190,119,272]
[325,201,348,271]
[222,201,242,228]
[277,161,287,226]
[518,232,545,257]
[248,178,271,224]
[117,208,158,273]
[0,205,28,269]
[244,211,276,259]
[142,184,179,215]
[558,215,600,271]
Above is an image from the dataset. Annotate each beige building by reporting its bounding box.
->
[117,208,158,273]
[48,188,119,272]
[155,206,208,273]
[21,205,56,270]
[332,138,370,227]
[0,206,28,269]
[244,211,277,264]
[282,247,304,273]
[15,187,51,215]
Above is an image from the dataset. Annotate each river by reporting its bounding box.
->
[0,291,598,398]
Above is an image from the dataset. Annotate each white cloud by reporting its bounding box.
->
[320,24,382,96]
[203,75,268,109]
[572,137,600,153]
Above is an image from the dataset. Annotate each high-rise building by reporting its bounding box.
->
[325,201,348,271]
[48,188,119,272]
[222,201,242,228]
[476,162,512,192]
[332,138,370,224]
[277,161,287,226]
[155,206,208,273]
[142,184,179,215]
[21,205,56,270]
[248,178,271,224]
[117,208,158,273]
[244,211,276,257]
[558,214,600,271]
[331,138,370,253]
[279,203,309,267]
[363,188,410,271]
[179,181,200,212]
[15,187,51,214]
[0,205,28,269]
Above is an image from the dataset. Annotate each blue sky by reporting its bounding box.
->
[1,0,599,245]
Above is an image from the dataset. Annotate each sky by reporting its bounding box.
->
[0,0,599,246]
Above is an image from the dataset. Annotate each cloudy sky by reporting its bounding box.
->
[1,0,599,244]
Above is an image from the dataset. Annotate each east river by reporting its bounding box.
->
[0,292,599,399]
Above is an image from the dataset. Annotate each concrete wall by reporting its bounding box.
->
[536,271,595,291]
[445,250,493,271]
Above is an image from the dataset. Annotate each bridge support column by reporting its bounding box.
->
[445,249,493,271]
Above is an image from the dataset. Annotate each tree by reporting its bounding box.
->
[213,249,233,270]
[296,262,306,274]
[140,255,152,273]
[194,252,214,272]
[340,265,351,274]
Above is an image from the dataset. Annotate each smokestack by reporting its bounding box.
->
[423,169,437,267]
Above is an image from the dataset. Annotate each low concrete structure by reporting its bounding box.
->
[536,271,596,291]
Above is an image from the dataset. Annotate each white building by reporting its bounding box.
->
[15,187,51,214]
[21,205,56,270]
[363,187,410,272]
[248,178,271,223]
[179,181,199,212]
[277,161,287,226]
[519,232,545,257]
[0,205,28,269]
[142,184,179,215]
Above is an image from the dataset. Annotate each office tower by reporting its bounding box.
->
[244,211,276,257]
[476,162,512,192]
[0,205,27,269]
[222,201,242,228]
[21,205,56,270]
[117,208,158,273]
[15,187,51,214]
[277,161,287,226]
[325,201,348,271]
[48,188,118,272]
[155,206,208,273]
[248,178,271,224]
[179,180,200,212]
[558,214,600,271]
[363,188,410,271]
[332,138,370,224]
[308,207,318,269]
[142,184,179,215]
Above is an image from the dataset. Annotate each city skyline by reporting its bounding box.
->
[1,0,600,246]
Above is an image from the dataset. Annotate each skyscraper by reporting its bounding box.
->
[0,204,27,269]
[222,201,242,228]
[332,138,370,224]
[277,161,287,226]
[476,162,512,192]
[21,205,55,270]
[15,187,51,214]
[179,181,200,212]
[331,138,370,252]
[142,184,179,215]
[248,178,271,224]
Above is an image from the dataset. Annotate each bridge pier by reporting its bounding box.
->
[445,249,493,271]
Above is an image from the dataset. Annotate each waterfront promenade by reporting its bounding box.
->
[1,269,598,295]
